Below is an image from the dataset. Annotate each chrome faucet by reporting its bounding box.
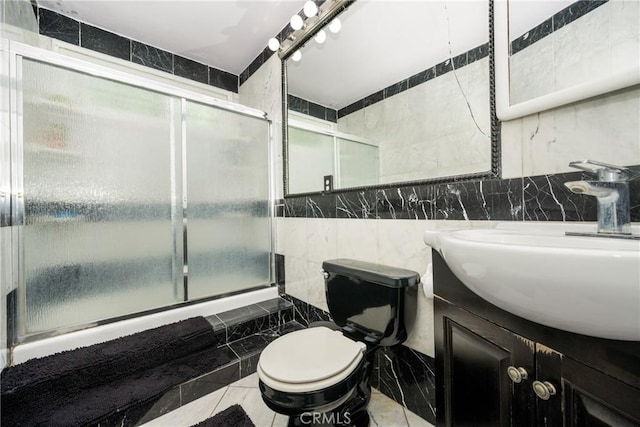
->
[564,160,632,235]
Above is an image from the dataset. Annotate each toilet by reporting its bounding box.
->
[258,259,419,426]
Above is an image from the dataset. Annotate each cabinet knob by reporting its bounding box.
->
[532,380,557,400]
[507,366,529,383]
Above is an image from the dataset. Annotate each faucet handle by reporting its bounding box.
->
[568,160,632,182]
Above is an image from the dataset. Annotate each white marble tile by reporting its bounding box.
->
[284,255,309,302]
[306,218,337,263]
[500,119,524,179]
[405,407,435,427]
[281,218,308,259]
[272,413,290,427]
[140,387,227,427]
[368,391,409,427]
[336,218,378,263]
[230,372,259,388]
[212,386,277,427]
[306,260,328,311]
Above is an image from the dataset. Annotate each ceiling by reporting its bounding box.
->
[37,0,307,74]
[36,0,577,106]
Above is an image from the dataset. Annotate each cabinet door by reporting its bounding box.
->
[562,357,640,426]
[435,299,536,427]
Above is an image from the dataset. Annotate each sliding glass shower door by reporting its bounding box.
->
[20,59,183,334]
[185,102,270,299]
[8,45,272,340]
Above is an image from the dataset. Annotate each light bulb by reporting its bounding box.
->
[268,38,280,52]
[328,18,341,33]
[290,14,304,31]
[292,50,302,62]
[303,1,318,18]
[314,29,326,44]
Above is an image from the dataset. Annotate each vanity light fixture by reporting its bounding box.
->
[314,29,327,44]
[266,0,350,60]
[303,1,319,18]
[328,18,341,33]
[290,14,305,31]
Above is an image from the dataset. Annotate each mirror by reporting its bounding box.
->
[284,0,493,195]
[495,0,640,120]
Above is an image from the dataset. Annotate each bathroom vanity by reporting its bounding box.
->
[432,251,640,426]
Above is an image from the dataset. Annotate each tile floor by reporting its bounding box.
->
[142,373,435,427]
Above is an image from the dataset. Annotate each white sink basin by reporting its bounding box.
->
[423,223,640,341]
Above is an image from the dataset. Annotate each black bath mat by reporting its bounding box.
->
[1,316,232,426]
[192,404,255,427]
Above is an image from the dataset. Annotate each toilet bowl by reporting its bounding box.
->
[258,259,420,427]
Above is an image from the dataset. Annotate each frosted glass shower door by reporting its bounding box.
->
[20,59,182,334]
[185,101,270,299]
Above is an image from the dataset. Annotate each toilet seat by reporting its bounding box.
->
[258,327,367,393]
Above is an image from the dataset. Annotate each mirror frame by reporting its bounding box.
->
[494,0,640,121]
[281,0,501,197]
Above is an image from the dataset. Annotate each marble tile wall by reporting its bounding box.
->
[35,8,239,93]
[509,0,638,104]
[336,49,491,184]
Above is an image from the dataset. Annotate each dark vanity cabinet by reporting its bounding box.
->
[432,251,640,427]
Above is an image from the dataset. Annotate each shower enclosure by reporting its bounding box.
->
[1,43,273,343]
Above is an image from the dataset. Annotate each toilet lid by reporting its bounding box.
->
[258,327,366,384]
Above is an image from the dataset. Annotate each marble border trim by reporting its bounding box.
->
[283,166,640,222]
[337,42,490,119]
[510,0,608,55]
[36,7,239,93]
[288,95,338,123]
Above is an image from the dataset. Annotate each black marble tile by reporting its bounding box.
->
[336,190,377,219]
[80,24,129,61]
[468,43,489,63]
[209,67,238,93]
[435,58,453,76]
[384,79,409,99]
[326,108,338,123]
[377,187,432,220]
[284,197,307,217]
[307,194,336,218]
[217,304,268,325]
[523,172,595,222]
[553,0,607,31]
[408,67,435,89]
[131,41,173,74]
[511,18,552,55]
[240,352,262,378]
[484,178,524,221]
[338,99,364,119]
[377,345,436,425]
[257,297,293,314]
[452,52,467,70]
[132,387,181,426]
[262,320,306,343]
[282,294,310,327]
[308,304,332,324]
[229,334,269,359]
[173,55,208,84]
[274,255,286,293]
[289,95,309,115]
[275,204,285,218]
[180,362,239,405]
[204,314,226,333]
[226,314,271,343]
[96,387,181,427]
[309,101,327,121]
[39,9,79,45]
[363,90,384,108]
[629,166,640,222]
